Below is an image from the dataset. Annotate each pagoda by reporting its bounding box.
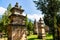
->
[7,3,27,40]
[38,18,46,40]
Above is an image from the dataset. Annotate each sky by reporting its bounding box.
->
[0,0,44,21]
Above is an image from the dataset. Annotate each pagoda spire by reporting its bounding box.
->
[34,19,36,24]
[39,18,42,21]
[15,2,18,7]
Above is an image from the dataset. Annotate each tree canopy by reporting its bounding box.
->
[0,3,12,34]
[34,0,60,39]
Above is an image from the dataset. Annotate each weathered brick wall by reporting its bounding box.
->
[12,27,27,40]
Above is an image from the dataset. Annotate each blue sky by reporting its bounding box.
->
[0,0,43,21]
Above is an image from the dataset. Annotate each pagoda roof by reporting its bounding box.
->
[9,14,26,18]
[10,7,24,12]
[10,2,24,13]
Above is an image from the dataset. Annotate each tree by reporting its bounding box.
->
[27,20,33,35]
[57,14,60,24]
[44,13,60,39]
[7,4,12,11]
[25,14,28,28]
[2,3,12,26]
[34,0,60,39]
[44,14,54,34]
[1,3,12,35]
[0,19,4,32]
[25,14,29,35]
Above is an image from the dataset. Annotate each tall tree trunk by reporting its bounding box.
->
[57,29,59,40]
[53,12,58,40]
[52,29,55,40]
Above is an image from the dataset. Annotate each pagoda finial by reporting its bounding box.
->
[34,19,36,22]
[15,2,18,7]
[39,18,42,22]
[40,18,41,20]
[34,19,36,24]
[20,6,22,9]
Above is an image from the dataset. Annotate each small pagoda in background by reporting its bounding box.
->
[38,18,46,40]
[7,2,27,40]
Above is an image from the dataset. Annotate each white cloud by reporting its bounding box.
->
[22,13,44,21]
[27,14,44,21]
[0,7,6,15]
[22,13,26,16]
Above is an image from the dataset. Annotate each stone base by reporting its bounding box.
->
[38,35,42,39]
[38,35,46,40]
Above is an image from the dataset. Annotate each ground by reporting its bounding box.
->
[27,35,40,40]
[27,33,53,40]
[0,33,53,40]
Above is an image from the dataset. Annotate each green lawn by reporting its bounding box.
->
[27,33,53,40]
[46,33,53,40]
[27,35,40,40]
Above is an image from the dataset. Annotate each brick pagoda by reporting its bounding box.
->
[7,3,27,40]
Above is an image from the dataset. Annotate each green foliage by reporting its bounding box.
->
[7,3,12,11]
[0,3,12,34]
[34,0,60,39]
[2,13,10,26]
[25,14,34,35]
[2,3,12,26]
[0,20,3,32]
[57,14,60,24]
[25,14,28,27]
[34,0,60,15]
[28,20,33,31]
[27,20,33,35]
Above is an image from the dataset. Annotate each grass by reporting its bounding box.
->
[46,33,53,40]
[27,35,40,40]
[27,33,53,40]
